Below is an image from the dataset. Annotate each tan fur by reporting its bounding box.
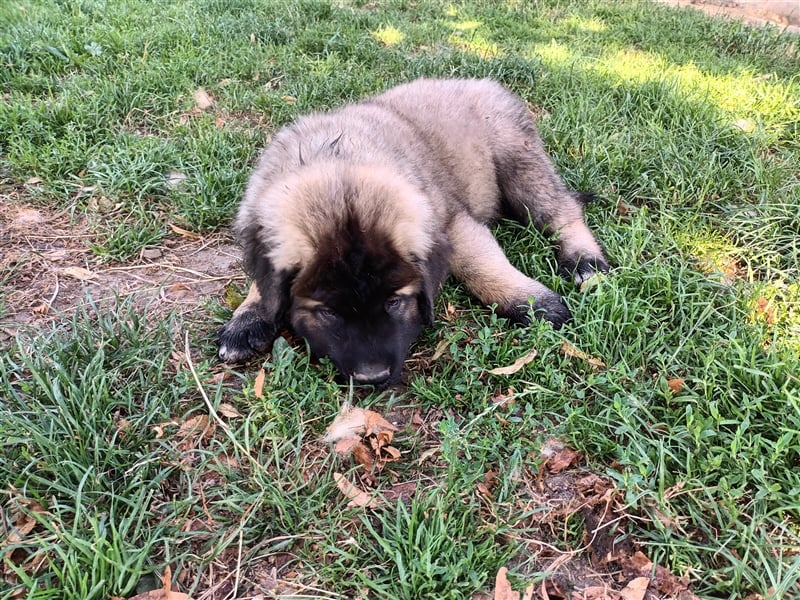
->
[218,78,609,382]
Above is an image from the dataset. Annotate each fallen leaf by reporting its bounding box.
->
[667,378,685,394]
[582,586,617,599]
[364,410,399,436]
[333,472,380,508]
[162,565,172,593]
[25,177,43,185]
[488,348,537,375]
[281,95,297,104]
[547,447,581,473]
[382,481,417,503]
[193,87,214,110]
[126,591,191,600]
[628,551,652,572]
[165,283,192,300]
[217,403,242,418]
[31,302,50,315]
[619,577,649,600]
[177,415,214,450]
[61,266,97,281]
[560,341,605,368]
[493,566,517,600]
[253,368,266,398]
[754,297,776,324]
[168,222,202,239]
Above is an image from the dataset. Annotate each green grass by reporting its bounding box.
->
[1,0,799,598]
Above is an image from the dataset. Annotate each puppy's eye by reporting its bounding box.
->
[316,306,338,321]
[385,296,403,313]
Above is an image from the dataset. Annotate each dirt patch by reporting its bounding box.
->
[658,0,800,32]
[0,194,242,346]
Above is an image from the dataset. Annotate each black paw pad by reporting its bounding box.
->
[559,255,610,286]
[218,311,276,363]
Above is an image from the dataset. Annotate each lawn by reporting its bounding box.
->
[1,0,799,598]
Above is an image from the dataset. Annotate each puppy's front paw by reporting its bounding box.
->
[218,310,275,363]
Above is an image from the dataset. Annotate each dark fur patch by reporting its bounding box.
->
[292,215,418,315]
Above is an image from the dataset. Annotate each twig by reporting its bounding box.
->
[103,262,245,280]
[44,273,60,311]
[183,332,258,467]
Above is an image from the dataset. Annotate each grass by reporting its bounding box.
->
[1,0,799,598]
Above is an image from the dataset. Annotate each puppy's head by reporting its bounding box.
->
[240,162,450,385]
[290,216,432,386]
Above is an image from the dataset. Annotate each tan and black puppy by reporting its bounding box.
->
[218,78,609,385]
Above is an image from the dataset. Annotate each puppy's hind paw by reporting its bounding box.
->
[559,255,610,287]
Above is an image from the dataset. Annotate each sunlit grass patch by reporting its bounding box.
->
[2,0,800,597]
[371,24,405,46]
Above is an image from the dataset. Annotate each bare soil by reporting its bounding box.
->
[0,192,241,347]
[658,0,800,32]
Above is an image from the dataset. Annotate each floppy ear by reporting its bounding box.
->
[416,236,452,326]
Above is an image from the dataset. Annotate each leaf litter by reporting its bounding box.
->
[486,436,701,599]
[323,403,403,504]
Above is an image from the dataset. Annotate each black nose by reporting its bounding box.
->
[352,365,391,385]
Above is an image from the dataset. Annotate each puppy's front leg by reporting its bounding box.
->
[218,282,279,363]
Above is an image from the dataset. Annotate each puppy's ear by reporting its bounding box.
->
[416,236,452,326]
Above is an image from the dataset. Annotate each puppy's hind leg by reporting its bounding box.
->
[448,213,571,328]
[495,123,609,285]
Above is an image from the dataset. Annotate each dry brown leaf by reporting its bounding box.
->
[667,378,685,394]
[168,222,203,239]
[31,302,50,315]
[217,403,242,418]
[61,266,97,281]
[281,95,297,104]
[755,297,776,324]
[619,577,649,600]
[488,348,538,375]
[162,565,172,592]
[382,481,417,503]
[364,410,399,435]
[164,283,191,300]
[126,591,191,600]
[253,368,266,398]
[193,87,214,110]
[177,415,214,450]
[333,472,381,508]
[561,341,605,368]
[629,551,652,572]
[493,566,517,600]
[582,586,618,599]
[547,447,581,474]
[352,442,376,470]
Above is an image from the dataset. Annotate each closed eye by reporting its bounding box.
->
[316,306,338,321]
[385,295,404,314]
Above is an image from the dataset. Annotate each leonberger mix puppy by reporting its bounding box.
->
[218,78,609,385]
